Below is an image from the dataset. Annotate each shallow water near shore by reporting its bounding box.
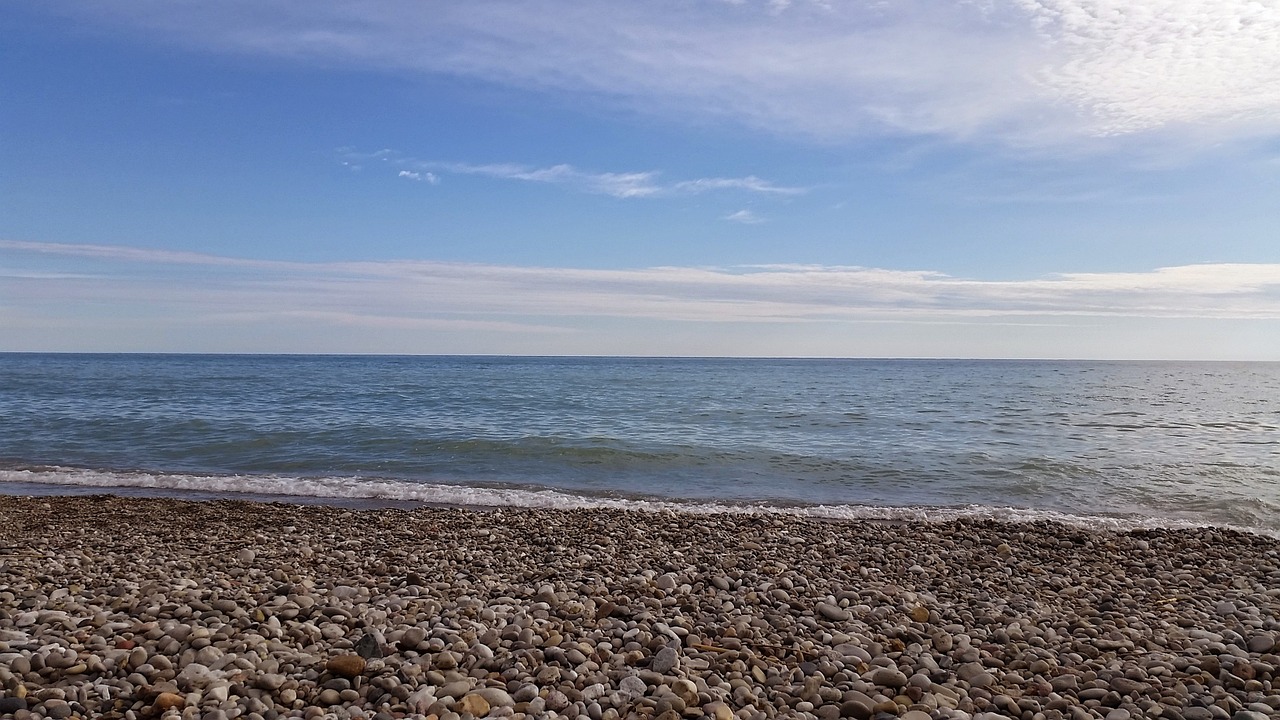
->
[1,354,1277,534]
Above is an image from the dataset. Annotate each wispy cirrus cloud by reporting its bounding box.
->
[724,210,765,224]
[343,148,805,199]
[35,1,1280,149]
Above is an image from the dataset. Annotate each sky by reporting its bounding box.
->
[3,0,1280,359]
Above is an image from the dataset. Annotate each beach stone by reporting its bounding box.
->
[1246,634,1275,654]
[355,632,382,659]
[1051,675,1079,692]
[840,700,873,719]
[255,673,286,691]
[455,692,490,716]
[477,687,514,707]
[652,646,680,674]
[655,573,678,591]
[1230,714,1267,720]
[326,654,366,678]
[0,697,26,713]
[154,692,186,711]
[909,605,930,623]
[619,675,647,699]
[440,680,473,699]
[545,689,569,711]
[1110,677,1145,695]
[671,678,699,706]
[705,701,734,720]
[958,663,994,688]
[1107,709,1132,720]
[207,681,231,703]
[41,699,72,719]
[931,632,954,652]
[236,548,255,564]
[871,667,909,688]
[400,627,428,651]
[818,603,852,622]
[318,688,341,705]
[902,712,932,720]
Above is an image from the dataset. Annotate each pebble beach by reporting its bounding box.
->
[1,496,1277,720]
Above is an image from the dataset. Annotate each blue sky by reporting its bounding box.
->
[3,1,1280,358]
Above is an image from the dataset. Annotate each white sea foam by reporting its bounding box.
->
[2,466,1269,537]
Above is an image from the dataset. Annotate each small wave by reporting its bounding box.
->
[1,466,1271,537]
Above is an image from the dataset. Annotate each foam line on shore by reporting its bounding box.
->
[1,465,1269,537]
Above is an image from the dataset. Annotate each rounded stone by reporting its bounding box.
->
[326,654,366,678]
[318,688,342,705]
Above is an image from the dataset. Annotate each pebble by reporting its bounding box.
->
[455,692,490,716]
[871,667,908,688]
[41,699,72,719]
[0,495,1277,720]
[318,688,341,705]
[818,602,852,622]
[325,654,366,678]
[651,646,680,674]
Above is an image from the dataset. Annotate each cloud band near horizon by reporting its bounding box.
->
[4,240,1280,324]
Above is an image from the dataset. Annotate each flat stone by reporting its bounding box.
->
[958,662,994,688]
[871,667,909,688]
[652,646,680,674]
[818,602,852,622]
[619,675,647,698]
[1051,675,1079,692]
[1247,634,1275,654]
[41,699,73,719]
[476,687,514,707]
[1110,677,1146,695]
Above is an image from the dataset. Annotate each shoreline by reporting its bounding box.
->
[3,479,1271,539]
[1,495,1277,720]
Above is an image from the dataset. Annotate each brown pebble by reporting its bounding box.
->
[154,692,186,711]
[325,654,366,678]
[455,692,491,716]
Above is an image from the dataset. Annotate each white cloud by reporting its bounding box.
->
[5,240,1280,325]
[724,209,765,224]
[345,149,804,198]
[1015,0,1280,136]
[38,1,1280,149]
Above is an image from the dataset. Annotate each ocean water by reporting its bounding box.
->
[1,354,1277,535]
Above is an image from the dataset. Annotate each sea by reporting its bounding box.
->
[1,354,1277,536]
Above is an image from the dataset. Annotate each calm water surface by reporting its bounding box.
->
[1,354,1277,534]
